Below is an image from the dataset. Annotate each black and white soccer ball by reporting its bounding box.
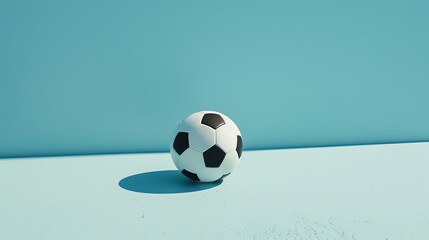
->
[170,111,243,182]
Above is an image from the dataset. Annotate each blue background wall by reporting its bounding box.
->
[1,0,428,158]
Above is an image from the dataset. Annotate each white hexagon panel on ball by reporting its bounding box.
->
[170,111,243,182]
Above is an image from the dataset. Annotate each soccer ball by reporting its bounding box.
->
[170,111,243,182]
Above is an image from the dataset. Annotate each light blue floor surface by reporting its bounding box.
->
[1,143,428,239]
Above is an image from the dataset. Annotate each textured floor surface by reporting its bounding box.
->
[1,142,429,239]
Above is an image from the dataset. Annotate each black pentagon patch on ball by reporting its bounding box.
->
[236,135,243,158]
[203,145,226,168]
[173,132,189,155]
[201,113,225,129]
[181,169,200,181]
